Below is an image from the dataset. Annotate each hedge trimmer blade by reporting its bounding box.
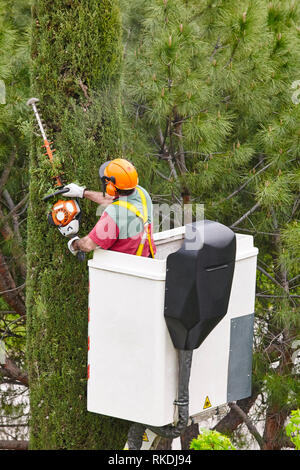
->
[27,97,63,187]
[27,97,85,262]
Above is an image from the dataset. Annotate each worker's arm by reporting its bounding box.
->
[62,183,114,206]
[67,198,118,256]
[83,190,114,206]
[69,235,98,254]
[68,208,118,255]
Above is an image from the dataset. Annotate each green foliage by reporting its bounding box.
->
[190,429,236,450]
[280,222,300,272]
[1,0,298,450]
[120,0,300,448]
[0,0,31,441]
[26,0,129,450]
[285,409,300,450]
[121,0,300,222]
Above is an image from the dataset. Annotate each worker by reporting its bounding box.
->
[64,158,156,258]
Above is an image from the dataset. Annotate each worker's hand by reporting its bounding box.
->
[67,236,80,255]
[63,183,86,198]
[96,193,115,207]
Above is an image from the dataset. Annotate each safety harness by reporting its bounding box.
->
[112,187,155,258]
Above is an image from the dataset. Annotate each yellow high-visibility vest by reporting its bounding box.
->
[113,187,155,258]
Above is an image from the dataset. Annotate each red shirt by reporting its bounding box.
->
[88,186,156,257]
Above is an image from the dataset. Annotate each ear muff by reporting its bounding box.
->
[105,181,118,196]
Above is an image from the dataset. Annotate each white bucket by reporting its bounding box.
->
[87,227,258,426]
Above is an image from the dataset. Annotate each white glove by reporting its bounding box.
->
[63,183,86,198]
[68,236,80,255]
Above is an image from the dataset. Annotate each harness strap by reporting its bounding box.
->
[113,187,155,258]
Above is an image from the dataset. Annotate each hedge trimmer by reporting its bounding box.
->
[27,97,85,261]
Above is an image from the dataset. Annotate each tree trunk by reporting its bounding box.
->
[26,0,129,449]
[0,440,28,450]
[214,388,259,435]
[180,422,199,450]
[262,407,289,450]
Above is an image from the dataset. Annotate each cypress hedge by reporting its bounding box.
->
[26,0,130,449]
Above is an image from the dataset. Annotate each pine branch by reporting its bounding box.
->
[0,424,28,428]
[174,119,187,174]
[152,167,172,182]
[2,189,23,244]
[0,282,26,296]
[158,122,169,157]
[0,249,26,317]
[223,161,272,203]
[0,149,16,194]
[209,36,222,61]
[232,227,277,236]
[0,204,14,240]
[223,39,241,68]
[78,77,92,108]
[0,357,28,387]
[288,195,300,222]
[257,265,284,290]
[289,274,300,284]
[0,194,29,228]
[230,202,261,228]
[256,294,300,299]
[214,389,259,435]
[228,402,265,449]
[0,204,27,278]
[158,125,178,179]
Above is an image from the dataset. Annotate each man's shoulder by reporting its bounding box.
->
[104,203,118,219]
[104,198,135,225]
[103,186,153,223]
[136,185,152,203]
[136,185,149,195]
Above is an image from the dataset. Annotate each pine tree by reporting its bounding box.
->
[26,1,130,449]
[121,0,300,449]
[0,0,31,448]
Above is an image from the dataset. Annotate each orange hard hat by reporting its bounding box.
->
[99,158,138,196]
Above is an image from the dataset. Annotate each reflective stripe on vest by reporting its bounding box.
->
[113,187,155,258]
